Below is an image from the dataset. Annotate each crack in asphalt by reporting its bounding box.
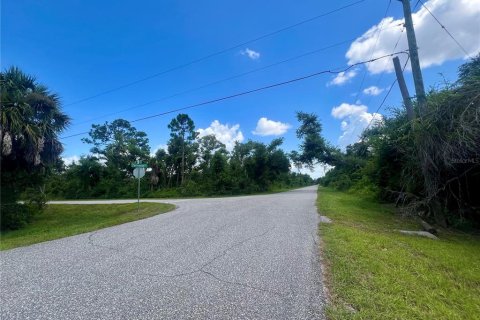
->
[88,224,284,296]
[199,269,284,297]
[200,226,275,271]
[87,222,280,297]
[2,186,324,319]
[196,226,285,296]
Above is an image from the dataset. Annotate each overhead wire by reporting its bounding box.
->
[352,0,392,103]
[71,22,404,127]
[72,37,357,126]
[366,0,420,106]
[71,23,404,127]
[418,0,472,58]
[363,54,410,133]
[61,50,409,139]
[362,0,420,107]
[363,24,406,107]
[64,0,367,107]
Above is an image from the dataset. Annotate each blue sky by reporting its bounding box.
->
[2,0,479,176]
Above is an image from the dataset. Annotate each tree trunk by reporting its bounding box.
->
[181,141,185,186]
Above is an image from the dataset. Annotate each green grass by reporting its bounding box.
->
[0,202,175,250]
[317,187,480,320]
[144,184,311,199]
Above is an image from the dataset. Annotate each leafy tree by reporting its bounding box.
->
[210,150,230,192]
[266,139,290,181]
[289,150,303,173]
[295,112,338,166]
[229,139,291,191]
[43,113,313,202]
[82,119,150,176]
[198,134,226,172]
[148,148,176,190]
[1,67,70,229]
[167,114,198,185]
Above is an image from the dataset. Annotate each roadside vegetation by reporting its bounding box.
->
[312,58,480,317]
[1,66,313,232]
[45,122,314,200]
[317,187,480,319]
[319,56,480,228]
[0,202,175,250]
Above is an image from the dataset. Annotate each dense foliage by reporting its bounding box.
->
[0,69,312,231]
[46,114,313,200]
[320,56,480,227]
[1,67,70,229]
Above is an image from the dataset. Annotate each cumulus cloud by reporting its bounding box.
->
[363,86,384,96]
[197,120,244,151]
[331,103,383,148]
[328,70,357,86]
[346,0,480,74]
[240,48,261,60]
[62,155,80,166]
[252,117,291,136]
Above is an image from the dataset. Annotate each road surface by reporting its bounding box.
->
[1,186,325,319]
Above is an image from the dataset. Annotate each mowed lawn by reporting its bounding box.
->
[0,202,175,250]
[317,187,480,320]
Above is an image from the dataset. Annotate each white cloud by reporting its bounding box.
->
[363,85,384,96]
[328,70,357,86]
[197,120,244,151]
[150,144,168,157]
[240,48,261,60]
[292,162,333,179]
[346,0,480,74]
[62,155,80,166]
[252,117,291,136]
[331,103,383,148]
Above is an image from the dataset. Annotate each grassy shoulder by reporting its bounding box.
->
[45,184,312,200]
[0,202,175,250]
[317,187,480,320]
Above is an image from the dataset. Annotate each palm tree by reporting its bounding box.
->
[1,66,70,203]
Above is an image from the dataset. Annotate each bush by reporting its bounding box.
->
[180,180,203,196]
[24,187,47,210]
[1,203,37,231]
[319,56,480,226]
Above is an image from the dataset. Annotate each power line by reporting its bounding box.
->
[64,0,367,108]
[62,50,409,139]
[419,0,471,58]
[71,22,404,127]
[413,0,421,11]
[364,25,406,106]
[353,0,392,103]
[364,78,397,130]
[72,37,357,126]
[361,0,420,107]
[363,55,410,133]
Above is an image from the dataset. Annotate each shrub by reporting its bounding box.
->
[1,203,37,230]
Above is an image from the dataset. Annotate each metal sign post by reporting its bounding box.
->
[132,163,147,211]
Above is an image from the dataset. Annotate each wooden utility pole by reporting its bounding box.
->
[393,56,415,122]
[400,0,427,112]
[399,0,446,226]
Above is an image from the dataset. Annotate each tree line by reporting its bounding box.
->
[0,67,314,229]
[46,114,314,200]
[2,56,478,230]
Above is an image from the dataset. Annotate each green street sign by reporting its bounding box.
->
[132,163,147,168]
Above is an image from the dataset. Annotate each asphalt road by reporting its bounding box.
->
[0,186,325,319]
